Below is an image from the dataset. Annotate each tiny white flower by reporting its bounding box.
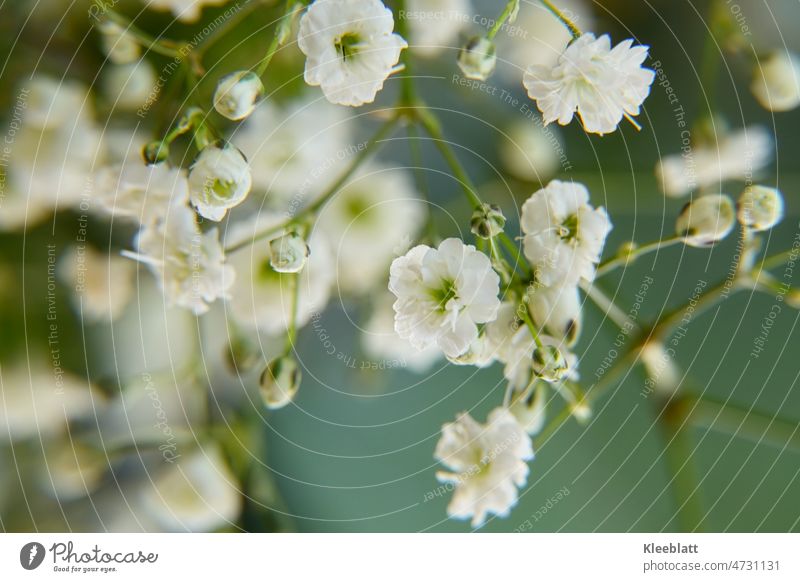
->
[675,194,736,248]
[458,36,497,81]
[144,0,229,22]
[655,126,773,198]
[435,408,533,527]
[213,70,265,121]
[58,245,136,321]
[188,145,252,221]
[523,33,655,135]
[297,0,407,106]
[130,205,235,314]
[737,185,784,232]
[640,341,680,396]
[98,19,140,64]
[269,231,309,274]
[95,161,190,224]
[405,0,471,57]
[751,51,800,112]
[521,180,612,287]
[389,238,500,359]
[509,384,548,436]
[527,283,582,344]
[500,119,563,182]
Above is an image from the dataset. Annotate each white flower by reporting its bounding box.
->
[435,408,533,527]
[104,60,157,111]
[389,238,500,359]
[500,119,563,182]
[130,205,235,314]
[509,384,547,436]
[737,185,784,232]
[188,145,252,221]
[58,245,136,321]
[317,164,424,294]
[137,445,241,532]
[225,214,335,335]
[269,232,309,273]
[675,194,736,248]
[95,161,190,224]
[39,442,106,501]
[233,97,354,202]
[144,0,228,22]
[297,0,407,106]
[361,294,442,372]
[98,19,140,64]
[751,51,800,112]
[527,283,582,344]
[405,0,471,57]
[640,341,680,396]
[655,126,773,198]
[458,36,497,81]
[521,180,611,287]
[213,70,265,121]
[523,33,655,135]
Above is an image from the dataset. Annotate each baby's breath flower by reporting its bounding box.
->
[471,203,506,239]
[188,145,252,222]
[532,344,569,383]
[213,71,265,121]
[737,185,784,232]
[509,384,547,436]
[98,19,140,64]
[260,356,302,409]
[676,194,736,248]
[751,51,800,112]
[458,36,497,81]
[269,232,309,274]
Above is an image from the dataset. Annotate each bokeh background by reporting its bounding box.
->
[1,0,799,532]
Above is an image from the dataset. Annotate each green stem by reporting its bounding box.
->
[195,0,270,55]
[97,3,185,58]
[406,123,437,242]
[596,237,682,278]
[539,0,582,40]
[650,280,733,342]
[761,247,800,271]
[581,281,638,332]
[487,0,519,41]
[255,0,300,78]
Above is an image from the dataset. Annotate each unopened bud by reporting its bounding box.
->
[458,37,497,81]
[531,344,569,383]
[470,203,506,239]
[213,70,265,121]
[259,356,301,410]
[143,141,169,165]
[269,232,309,274]
[676,194,735,248]
[751,51,800,112]
[737,185,784,232]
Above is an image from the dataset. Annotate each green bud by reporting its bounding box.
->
[531,344,569,383]
[259,356,301,409]
[143,141,169,165]
[470,203,506,239]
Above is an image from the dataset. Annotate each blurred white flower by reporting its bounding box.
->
[523,33,655,135]
[737,185,784,232]
[675,194,736,248]
[389,238,500,359]
[361,294,442,372]
[509,384,547,436]
[137,445,241,532]
[297,0,407,106]
[500,119,563,182]
[232,97,354,202]
[104,60,157,111]
[144,0,228,22]
[521,180,611,287]
[435,408,533,527]
[39,442,106,501]
[655,126,773,198]
[225,214,335,335]
[640,341,680,396]
[58,246,136,321]
[95,161,189,224]
[188,145,252,221]
[405,0,471,57]
[98,19,140,64]
[751,51,800,112]
[318,165,424,294]
[213,70,265,121]
[527,283,582,344]
[130,205,234,314]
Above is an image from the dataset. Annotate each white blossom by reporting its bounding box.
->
[523,33,655,135]
[751,51,800,112]
[188,145,252,221]
[521,180,611,287]
[58,245,136,321]
[95,161,190,224]
[435,408,533,527]
[675,194,736,248]
[389,238,500,359]
[509,384,547,436]
[144,0,229,22]
[737,185,784,232]
[405,0,471,57]
[130,205,235,314]
[104,60,157,111]
[297,0,407,106]
[318,165,424,294]
[98,19,140,64]
[213,70,265,121]
[656,126,773,198]
[527,282,582,344]
[225,214,335,335]
[500,119,563,182]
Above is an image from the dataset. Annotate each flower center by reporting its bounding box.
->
[335,32,362,62]
[431,279,458,313]
[206,176,235,201]
[558,214,579,242]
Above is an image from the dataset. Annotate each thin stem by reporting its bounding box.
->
[539,0,582,40]
[284,273,301,355]
[394,0,417,106]
[255,0,300,78]
[650,280,733,342]
[97,3,185,58]
[518,305,544,350]
[487,0,519,41]
[406,123,437,242]
[499,232,531,279]
[596,236,682,278]
[580,281,638,332]
[195,0,270,55]
[761,247,800,272]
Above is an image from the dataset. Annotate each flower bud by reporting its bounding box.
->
[224,337,260,375]
[188,145,252,221]
[616,241,638,260]
[458,37,497,81]
[143,140,169,165]
[675,194,735,248]
[470,203,506,239]
[751,51,800,112]
[786,289,800,310]
[531,344,569,383]
[259,356,301,409]
[269,232,309,274]
[213,70,265,121]
[737,185,784,232]
[98,19,140,65]
[510,383,546,436]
